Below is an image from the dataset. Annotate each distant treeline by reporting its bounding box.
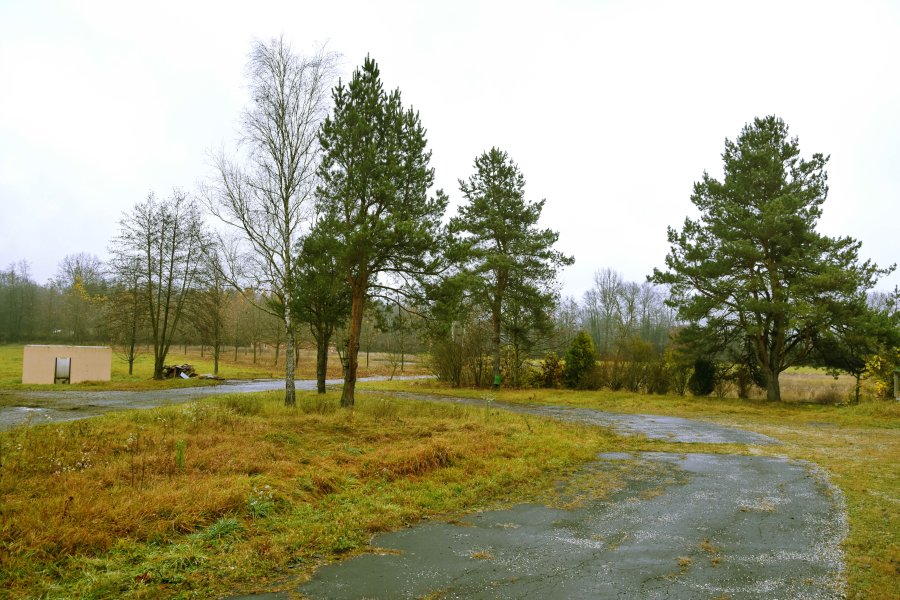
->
[0,256,424,360]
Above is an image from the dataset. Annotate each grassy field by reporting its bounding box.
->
[0,344,427,391]
[2,346,895,598]
[362,379,900,600]
[1,389,676,598]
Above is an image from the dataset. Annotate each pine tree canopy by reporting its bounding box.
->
[651,115,893,401]
[316,56,447,406]
[450,147,574,385]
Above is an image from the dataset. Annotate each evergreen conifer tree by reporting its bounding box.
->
[316,57,447,407]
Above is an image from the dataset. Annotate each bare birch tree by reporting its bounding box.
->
[54,253,108,343]
[208,38,337,406]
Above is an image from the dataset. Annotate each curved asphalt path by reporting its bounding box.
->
[241,392,848,600]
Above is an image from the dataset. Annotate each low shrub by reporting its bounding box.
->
[688,358,716,396]
[645,360,672,395]
[564,332,597,389]
[538,352,564,388]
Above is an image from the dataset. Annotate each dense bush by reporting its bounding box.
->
[538,352,564,388]
[688,358,716,396]
[645,360,672,395]
[617,338,654,392]
[584,363,607,390]
[727,363,756,399]
[427,321,493,388]
[669,361,691,396]
[864,348,899,399]
[606,360,625,391]
[564,331,597,389]
[427,341,463,387]
[713,376,733,398]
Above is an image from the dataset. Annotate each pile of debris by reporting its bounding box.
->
[161,364,197,379]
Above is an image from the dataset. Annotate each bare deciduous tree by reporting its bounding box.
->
[208,37,337,406]
[189,243,231,376]
[53,253,108,343]
[107,256,146,374]
[593,268,624,356]
[111,191,207,380]
[0,261,38,342]
[581,268,676,356]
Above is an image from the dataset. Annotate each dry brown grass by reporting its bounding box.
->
[0,390,614,598]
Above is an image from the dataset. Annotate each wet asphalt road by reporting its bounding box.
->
[0,377,426,430]
[297,453,846,599]
[235,392,846,600]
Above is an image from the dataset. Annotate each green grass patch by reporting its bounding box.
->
[0,344,273,390]
[0,344,428,391]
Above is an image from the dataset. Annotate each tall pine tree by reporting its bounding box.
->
[652,116,892,401]
[450,148,573,387]
[316,57,447,407]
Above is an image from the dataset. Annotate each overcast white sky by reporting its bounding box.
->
[1,0,898,298]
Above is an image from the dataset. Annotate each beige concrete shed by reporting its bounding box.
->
[22,345,112,384]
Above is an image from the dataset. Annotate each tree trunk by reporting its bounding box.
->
[512,342,521,388]
[127,347,135,375]
[491,310,501,388]
[213,320,220,376]
[316,332,330,394]
[765,372,781,402]
[341,287,365,407]
[490,272,506,388]
[284,304,296,407]
[127,303,138,375]
[127,332,136,375]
